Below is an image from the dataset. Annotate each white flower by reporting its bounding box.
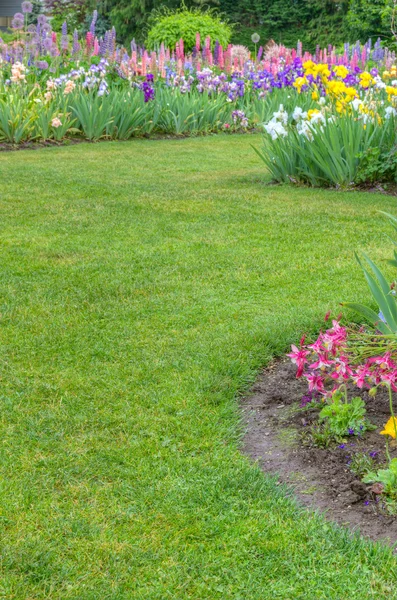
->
[318,97,326,106]
[385,106,397,118]
[297,120,313,140]
[272,104,288,124]
[309,112,326,126]
[351,98,363,111]
[374,76,386,89]
[292,106,307,122]
[264,119,288,140]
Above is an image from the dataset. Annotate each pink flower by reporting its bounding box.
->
[309,352,333,370]
[329,355,353,381]
[288,344,310,378]
[351,364,371,388]
[305,373,326,394]
[308,334,325,353]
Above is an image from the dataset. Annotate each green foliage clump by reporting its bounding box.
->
[364,458,397,512]
[356,146,397,186]
[347,0,394,42]
[218,0,350,51]
[146,8,232,51]
[319,389,373,438]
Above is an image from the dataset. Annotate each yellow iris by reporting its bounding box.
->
[359,71,374,89]
[307,109,320,119]
[381,417,397,439]
[293,76,307,93]
[334,65,349,79]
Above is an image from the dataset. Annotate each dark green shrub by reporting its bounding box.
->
[146,8,232,51]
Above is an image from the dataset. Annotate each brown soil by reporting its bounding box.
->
[242,358,397,545]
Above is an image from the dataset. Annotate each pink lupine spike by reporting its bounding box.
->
[141,52,147,76]
[151,51,157,75]
[218,46,224,68]
[196,32,201,51]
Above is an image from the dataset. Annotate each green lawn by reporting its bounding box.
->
[1,134,397,599]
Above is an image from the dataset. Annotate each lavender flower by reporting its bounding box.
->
[72,29,80,55]
[22,1,33,13]
[11,13,24,29]
[36,60,48,70]
[61,21,68,52]
[90,10,98,36]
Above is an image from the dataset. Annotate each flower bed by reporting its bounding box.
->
[243,357,397,543]
[1,1,397,165]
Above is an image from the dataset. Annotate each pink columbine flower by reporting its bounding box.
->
[305,373,326,394]
[351,364,371,388]
[330,355,353,381]
[309,352,333,371]
[288,344,310,378]
[308,334,325,353]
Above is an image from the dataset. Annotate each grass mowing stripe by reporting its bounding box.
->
[0,134,396,598]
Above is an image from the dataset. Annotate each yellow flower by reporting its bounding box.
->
[307,109,320,119]
[386,86,397,102]
[381,417,397,439]
[334,65,349,79]
[383,70,391,79]
[345,86,358,99]
[326,80,348,97]
[303,60,316,77]
[312,90,319,100]
[336,100,345,113]
[293,76,307,93]
[359,71,374,89]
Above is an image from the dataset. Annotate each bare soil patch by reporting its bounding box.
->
[242,358,397,545]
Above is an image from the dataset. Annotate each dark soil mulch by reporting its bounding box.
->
[242,358,397,545]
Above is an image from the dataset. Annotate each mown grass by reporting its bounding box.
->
[0,134,397,598]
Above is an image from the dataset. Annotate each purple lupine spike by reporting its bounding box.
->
[72,29,80,55]
[111,26,116,54]
[131,39,137,53]
[257,45,263,61]
[372,37,384,62]
[104,30,110,55]
[214,40,219,65]
[61,21,68,51]
[90,10,97,36]
[99,37,106,57]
